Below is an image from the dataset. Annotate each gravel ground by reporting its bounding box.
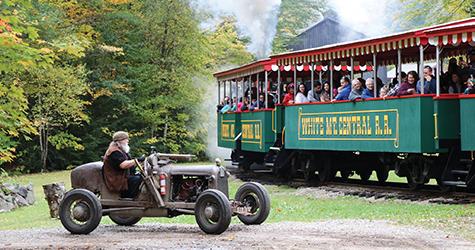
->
[1,220,474,249]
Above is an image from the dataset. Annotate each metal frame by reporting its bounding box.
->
[248,75,252,103]
[397,49,402,85]
[293,64,297,96]
[330,60,334,99]
[350,57,354,79]
[265,71,269,108]
[218,81,221,105]
[373,53,377,97]
[257,73,260,109]
[311,62,314,94]
[277,69,281,104]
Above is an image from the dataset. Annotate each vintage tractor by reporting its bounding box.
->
[59,153,270,235]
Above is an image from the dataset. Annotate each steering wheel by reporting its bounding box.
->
[134,159,147,177]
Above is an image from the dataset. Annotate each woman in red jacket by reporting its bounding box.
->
[282,84,295,105]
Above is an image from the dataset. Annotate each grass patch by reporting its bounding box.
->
[1,168,475,240]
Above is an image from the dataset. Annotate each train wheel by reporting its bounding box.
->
[303,159,317,182]
[359,170,372,182]
[436,178,454,193]
[239,158,252,173]
[318,158,335,183]
[290,155,299,179]
[406,161,428,190]
[376,165,390,184]
[406,175,423,190]
[340,171,352,181]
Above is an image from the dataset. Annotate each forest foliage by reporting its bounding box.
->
[1,0,473,173]
[0,0,252,172]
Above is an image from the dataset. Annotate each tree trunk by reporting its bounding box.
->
[39,125,49,172]
[42,182,66,218]
[164,114,168,140]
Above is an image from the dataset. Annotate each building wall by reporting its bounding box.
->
[289,18,366,51]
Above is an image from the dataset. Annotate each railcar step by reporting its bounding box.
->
[254,170,273,173]
[269,147,281,151]
[460,159,473,164]
[442,181,467,187]
[451,170,469,175]
[250,163,272,171]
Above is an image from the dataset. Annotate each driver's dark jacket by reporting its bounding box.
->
[102,144,131,192]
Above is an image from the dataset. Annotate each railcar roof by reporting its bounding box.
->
[214,18,475,80]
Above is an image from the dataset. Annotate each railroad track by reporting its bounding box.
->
[230,169,475,205]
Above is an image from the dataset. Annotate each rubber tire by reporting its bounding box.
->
[59,189,102,234]
[235,182,271,225]
[109,214,142,226]
[194,189,231,234]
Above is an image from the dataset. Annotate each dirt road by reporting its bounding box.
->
[1,220,474,249]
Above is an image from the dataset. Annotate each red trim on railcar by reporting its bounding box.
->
[284,94,438,106]
[433,94,461,100]
[458,94,475,99]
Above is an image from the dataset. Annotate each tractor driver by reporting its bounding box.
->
[102,131,143,198]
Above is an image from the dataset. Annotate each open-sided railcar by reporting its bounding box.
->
[214,18,475,191]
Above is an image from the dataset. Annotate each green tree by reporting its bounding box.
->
[0,0,53,164]
[205,17,254,69]
[21,65,90,171]
[127,0,209,154]
[272,0,328,54]
[395,0,475,30]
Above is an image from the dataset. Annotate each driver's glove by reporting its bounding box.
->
[136,155,146,162]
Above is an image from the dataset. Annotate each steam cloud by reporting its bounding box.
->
[194,0,282,162]
[196,0,281,58]
[329,0,398,37]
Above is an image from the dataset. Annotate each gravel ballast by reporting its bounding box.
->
[1,220,474,249]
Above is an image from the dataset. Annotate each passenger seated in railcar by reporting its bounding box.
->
[295,83,309,103]
[379,84,390,97]
[320,81,331,102]
[334,77,351,101]
[282,84,295,105]
[220,96,232,113]
[397,71,418,96]
[217,100,224,112]
[236,97,244,112]
[249,98,257,111]
[416,66,436,94]
[231,97,238,112]
[266,93,276,109]
[349,78,364,101]
[245,80,258,100]
[248,94,268,111]
[241,97,250,111]
[460,50,475,76]
[387,72,406,96]
[362,78,376,99]
[464,76,475,94]
[258,94,265,108]
[307,81,323,102]
[446,72,465,93]
[357,78,366,89]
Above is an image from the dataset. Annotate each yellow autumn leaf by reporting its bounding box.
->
[39,47,53,54]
